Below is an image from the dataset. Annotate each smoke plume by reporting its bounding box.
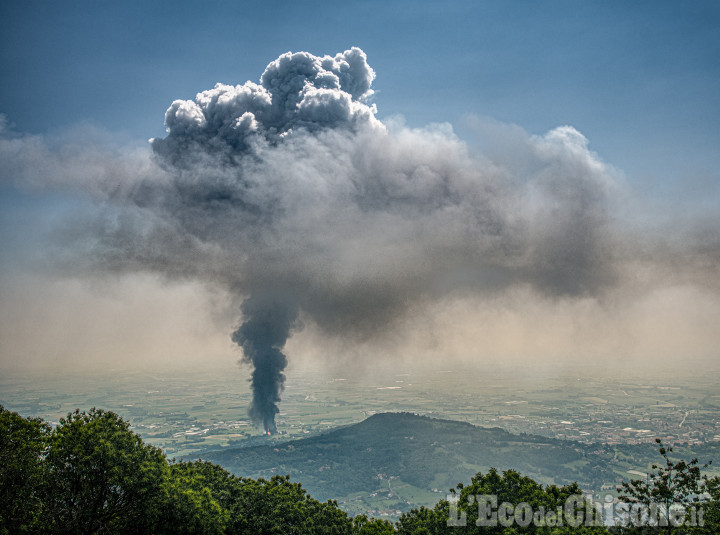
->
[142,47,620,430]
[230,294,299,433]
[4,48,717,430]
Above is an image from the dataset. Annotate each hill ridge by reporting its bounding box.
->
[197,412,601,513]
[196,411,720,517]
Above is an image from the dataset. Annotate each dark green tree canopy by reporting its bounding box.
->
[1,406,49,534]
[3,406,718,535]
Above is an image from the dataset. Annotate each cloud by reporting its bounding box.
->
[1,48,719,422]
[151,47,380,168]
[84,48,624,428]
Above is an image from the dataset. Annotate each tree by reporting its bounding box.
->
[41,408,168,534]
[160,462,384,534]
[229,474,354,534]
[617,438,711,533]
[2,405,374,534]
[398,468,607,534]
[396,505,451,534]
[0,406,50,534]
[157,461,231,534]
[352,514,395,534]
[694,475,720,534]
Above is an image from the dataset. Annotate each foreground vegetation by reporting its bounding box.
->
[2,405,719,534]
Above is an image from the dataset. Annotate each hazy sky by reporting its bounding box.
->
[1,0,719,374]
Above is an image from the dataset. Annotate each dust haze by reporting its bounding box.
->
[1,48,718,385]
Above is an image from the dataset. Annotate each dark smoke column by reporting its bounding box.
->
[231,295,299,434]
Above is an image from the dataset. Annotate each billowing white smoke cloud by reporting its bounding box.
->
[2,48,717,427]
[126,49,619,309]
[152,48,380,168]
[127,48,620,429]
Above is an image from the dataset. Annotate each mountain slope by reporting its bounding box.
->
[199,412,616,511]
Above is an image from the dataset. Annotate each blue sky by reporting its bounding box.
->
[1,0,720,373]
[2,0,718,184]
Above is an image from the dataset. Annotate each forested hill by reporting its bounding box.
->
[199,412,720,515]
[200,412,607,508]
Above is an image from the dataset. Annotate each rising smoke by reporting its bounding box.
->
[144,48,617,431]
[230,294,300,434]
[2,48,717,431]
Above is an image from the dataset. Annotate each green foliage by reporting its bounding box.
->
[228,474,354,534]
[694,475,720,534]
[353,514,396,534]
[2,407,391,533]
[0,406,50,534]
[617,438,712,533]
[158,461,232,534]
[41,408,168,534]
[396,505,450,534]
[455,468,607,534]
[398,469,609,534]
